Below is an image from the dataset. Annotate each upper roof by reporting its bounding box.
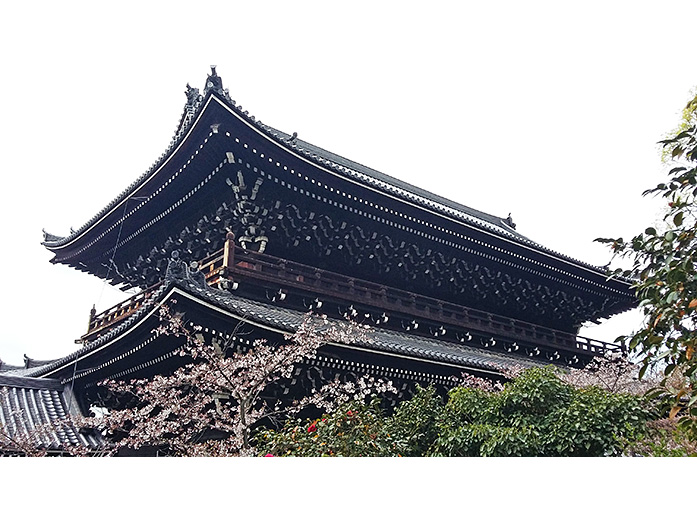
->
[40,67,587,266]
[39,67,635,328]
[266,127,525,239]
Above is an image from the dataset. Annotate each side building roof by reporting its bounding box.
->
[0,374,103,454]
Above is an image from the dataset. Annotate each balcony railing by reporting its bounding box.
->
[83,237,623,359]
[80,282,163,342]
[198,239,623,358]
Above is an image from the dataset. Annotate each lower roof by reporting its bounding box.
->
[15,255,539,383]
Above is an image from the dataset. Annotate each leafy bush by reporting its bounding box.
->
[597,91,697,433]
[625,417,697,456]
[257,386,445,457]
[259,367,656,457]
[383,385,443,456]
[433,367,651,457]
[257,398,397,457]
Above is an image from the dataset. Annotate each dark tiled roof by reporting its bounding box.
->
[0,375,103,453]
[265,126,527,240]
[17,281,170,379]
[40,68,634,303]
[41,84,520,250]
[38,70,533,257]
[24,356,61,369]
[21,259,536,381]
[0,360,23,373]
[176,276,538,374]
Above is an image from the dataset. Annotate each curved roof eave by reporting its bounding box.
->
[41,72,630,288]
[41,88,218,251]
[25,271,537,380]
[212,96,631,284]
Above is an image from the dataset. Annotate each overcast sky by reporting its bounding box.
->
[0,1,695,366]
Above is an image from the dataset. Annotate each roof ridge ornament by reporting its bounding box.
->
[164,250,207,288]
[165,250,186,282]
[185,83,201,109]
[41,228,65,244]
[204,65,225,97]
[174,82,204,141]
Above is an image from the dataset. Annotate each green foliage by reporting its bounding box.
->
[597,91,697,434]
[260,368,654,457]
[383,385,444,456]
[433,423,542,457]
[499,366,572,423]
[256,397,398,457]
[257,386,445,457]
[625,418,697,457]
[433,367,650,457]
[548,387,649,456]
[441,386,497,426]
[660,87,697,163]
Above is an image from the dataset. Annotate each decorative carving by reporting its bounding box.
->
[270,203,601,328]
[165,250,187,281]
[185,83,201,108]
[163,250,208,289]
[186,261,208,287]
[41,228,65,243]
[226,171,268,253]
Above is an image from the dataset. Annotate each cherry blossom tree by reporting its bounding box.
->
[557,353,653,395]
[86,307,396,456]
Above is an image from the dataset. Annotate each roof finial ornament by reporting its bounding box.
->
[204,65,225,97]
[185,83,201,107]
[165,249,186,282]
[42,228,64,243]
[504,213,517,230]
[186,260,208,287]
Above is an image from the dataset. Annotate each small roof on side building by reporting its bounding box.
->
[0,374,102,454]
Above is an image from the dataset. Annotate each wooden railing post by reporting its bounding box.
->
[87,304,96,332]
[223,231,235,274]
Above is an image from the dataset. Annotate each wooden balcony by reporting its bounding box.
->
[80,282,163,343]
[198,239,623,359]
[82,237,623,361]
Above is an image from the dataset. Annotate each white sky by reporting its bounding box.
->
[0,1,695,366]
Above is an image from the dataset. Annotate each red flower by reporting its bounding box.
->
[347,410,354,417]
[308,422,317,433]
[264,453,274,457]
